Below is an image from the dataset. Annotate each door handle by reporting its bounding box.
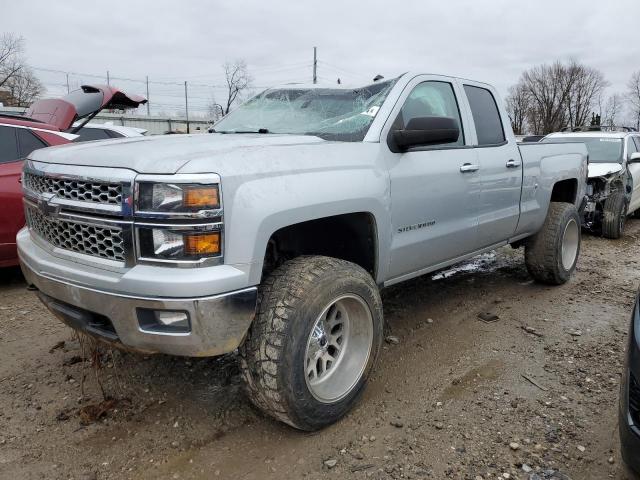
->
[460,163,479,173]
[506,159,521,168]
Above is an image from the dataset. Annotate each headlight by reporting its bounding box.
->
[134,175,223,265]
[137,182,220,214]
[138,227,221,261]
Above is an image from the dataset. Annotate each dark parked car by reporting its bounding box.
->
[620,288,640,477]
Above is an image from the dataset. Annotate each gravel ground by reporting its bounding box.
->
[1,220,639,480]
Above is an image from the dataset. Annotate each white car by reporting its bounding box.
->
[543,128,640,238]
[72,122,147,142]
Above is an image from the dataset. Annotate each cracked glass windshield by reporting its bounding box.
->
[213,78,398,141]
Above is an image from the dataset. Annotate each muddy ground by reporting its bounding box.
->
[1,221,639,480]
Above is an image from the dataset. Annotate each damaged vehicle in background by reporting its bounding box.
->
[0,85,146,267]
[542,127,640,239]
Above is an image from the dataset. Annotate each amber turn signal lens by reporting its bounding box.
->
[184,232,221,255]
[183,186,219,209]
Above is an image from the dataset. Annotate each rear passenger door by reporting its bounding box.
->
[462,83,523,247]
[0,126,25,254]
[0,126,48,251]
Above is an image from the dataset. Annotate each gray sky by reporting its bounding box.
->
[5,0,639,116]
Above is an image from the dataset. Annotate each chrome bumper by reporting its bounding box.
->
[21,259,257,357]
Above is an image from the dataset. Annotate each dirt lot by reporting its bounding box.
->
[1,220,639,480]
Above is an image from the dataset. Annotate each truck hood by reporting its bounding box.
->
[588,162,623,178]
[29,133,338,174]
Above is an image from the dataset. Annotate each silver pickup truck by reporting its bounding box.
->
[17,73,588,430]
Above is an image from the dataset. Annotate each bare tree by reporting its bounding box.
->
[5,69,44,107]
[628,71,640,130]
[599,93,623,127]
[507,60,610,134]
[564,61,608,129]
[519,62,573,134]
[223,60,251,115]
[0,33,25,88]
[207,97,224,121]
[505,83,531,135]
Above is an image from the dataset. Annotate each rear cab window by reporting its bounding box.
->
[463,85,505,145]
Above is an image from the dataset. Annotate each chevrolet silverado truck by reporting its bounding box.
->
[17,73,588,430]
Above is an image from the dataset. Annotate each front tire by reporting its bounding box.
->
[602,192,627,239]
[525,202,581,285]
[239,255,383,430]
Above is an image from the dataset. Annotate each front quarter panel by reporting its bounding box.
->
[179,143,391,286]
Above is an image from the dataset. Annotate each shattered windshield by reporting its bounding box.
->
[542,136,623,163]
[213,78,398,141]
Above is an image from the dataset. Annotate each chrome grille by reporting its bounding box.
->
[26,207,125,262]
[23,172,122,205]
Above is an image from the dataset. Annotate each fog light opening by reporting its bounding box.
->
[137,309,191,334]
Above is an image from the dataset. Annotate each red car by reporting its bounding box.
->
[0,85,146,267]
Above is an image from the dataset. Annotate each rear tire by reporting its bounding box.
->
[602,192,627,239]
[525,202,581,285]
[239,255,383,431]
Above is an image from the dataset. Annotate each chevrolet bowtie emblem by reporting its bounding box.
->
[36,192,61,217]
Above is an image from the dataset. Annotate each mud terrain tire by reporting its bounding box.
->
[602,192,627,239]
[525,202,581,285]
[239,255,383,431]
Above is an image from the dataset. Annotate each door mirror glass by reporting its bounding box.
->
[392,116,460,151]
[629,152,640,163]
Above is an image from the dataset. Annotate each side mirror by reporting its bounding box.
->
[629,152,640,164]
[391,116,460,152]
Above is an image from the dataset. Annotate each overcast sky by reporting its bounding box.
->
[5,0,639,116]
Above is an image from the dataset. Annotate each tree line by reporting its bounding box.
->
[506,60,640,135]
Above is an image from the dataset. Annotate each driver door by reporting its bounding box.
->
[383,77,481,281]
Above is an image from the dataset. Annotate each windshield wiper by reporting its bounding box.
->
[214,128,270,134]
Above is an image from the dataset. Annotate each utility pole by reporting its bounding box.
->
[184,81,190,134]
[106,70,110,86]
[313,47,317,84]
[145,76,150,115]
[66,73,70,93]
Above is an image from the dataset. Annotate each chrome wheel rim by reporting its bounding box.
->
[561,218,579,271]
[304,294,373,403]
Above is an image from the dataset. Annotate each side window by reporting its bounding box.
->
[17,128,47,158]
[0,126,20,164]
[633,136,640,153]
[396,81,464,146]
[464,85,506,145]
[74,128,112,142]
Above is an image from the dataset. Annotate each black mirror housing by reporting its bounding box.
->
[391,116,460,152]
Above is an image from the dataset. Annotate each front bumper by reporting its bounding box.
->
[620,292,640,476]
[19,231,257,357]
